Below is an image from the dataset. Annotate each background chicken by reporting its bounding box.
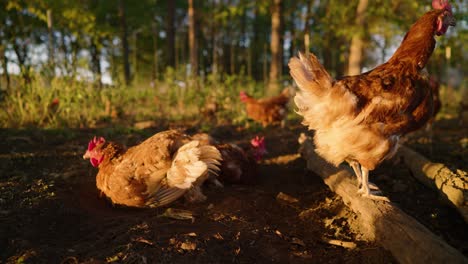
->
[240,87,291,127]
[83,130,222,208]
[200,97,219,123]
[216,136,266,184]
[192,133,267,184]
[289,0,455,200]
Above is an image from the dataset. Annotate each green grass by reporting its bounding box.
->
[0,69,274,129]
[1,68,464,129]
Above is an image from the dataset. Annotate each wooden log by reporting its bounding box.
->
[298,135,467,264]
[395,145,468,223]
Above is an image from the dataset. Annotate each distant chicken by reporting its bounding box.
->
[216,136,266,184]
[45,97,60,123]
[289,0,455,200]
[192,133,267,184]
[201,98,219,122]
[240,88,290,127]
[83,130,222,208]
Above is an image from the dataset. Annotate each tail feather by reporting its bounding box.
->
[166,141,221,189]
[288,52,332,97]
[289,52,358,130]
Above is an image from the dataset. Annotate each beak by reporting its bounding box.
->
[447,15,456,27]
[83,151,90,159]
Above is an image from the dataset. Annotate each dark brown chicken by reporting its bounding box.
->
[289,0,455,200]
[191,133,267,184]
[240,88,290,127]
[83,130,222,208]
[216,136,266,184]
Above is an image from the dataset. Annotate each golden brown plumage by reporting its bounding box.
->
[240,88,290,127]
[289,1,455,200]
[83,130,222,208]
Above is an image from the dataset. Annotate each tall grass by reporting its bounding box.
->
[0,68,271,129]
[3,68,463,129]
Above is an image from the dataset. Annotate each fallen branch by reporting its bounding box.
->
[321,237,357,249]
[298,135,467,264]
[395,145,468,223]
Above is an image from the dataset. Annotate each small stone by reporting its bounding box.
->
[180,241,197,251]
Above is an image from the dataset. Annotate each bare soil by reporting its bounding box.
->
[0,119,466,263]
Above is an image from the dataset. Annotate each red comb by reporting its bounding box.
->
[88,136,105,151]
[250,136,265,147]
[432,0,452,12]
[240,91,249,102]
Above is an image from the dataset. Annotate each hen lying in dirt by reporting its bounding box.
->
[83,130,222,208]
[192,133,266,184]
[289,0,455,200]
[240,88,290,127]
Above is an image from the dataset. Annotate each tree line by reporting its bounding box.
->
[0,0,465,90]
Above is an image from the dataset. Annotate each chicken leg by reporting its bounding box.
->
[356,166,390,202]
[348,161,379,191]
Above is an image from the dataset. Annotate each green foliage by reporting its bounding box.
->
[0,0,466,130]
[0,70,273,129]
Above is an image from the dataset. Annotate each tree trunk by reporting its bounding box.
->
[132,31,138,83]
[252,3,261,80]
[90,39,102,88]
[13,43,30,83]
[230,39,235,75]
[166,0,175,69]
[188,0,198,77]
[240,2,247,75]
[347,0,368,76]
[288,2,298,60]
[302,0,313,55]
[268,0,282,93]
[263,44,268,85]
[211,0,219,76]
[247,45,252,78]
[118,0,131,86]
[59,32,71,76]
[0,45,10,90]
[47,9,55,74]
[152,22,159,81]
[70,38,79,78]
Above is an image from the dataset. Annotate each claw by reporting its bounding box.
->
[361,193,390,202]
[368,182,380,191]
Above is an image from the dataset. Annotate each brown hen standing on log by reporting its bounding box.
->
[83,130,222,208]
[289,0,455,200]
[240,88,290,127]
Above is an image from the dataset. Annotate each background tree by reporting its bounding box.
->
[166,0,176,69]
[268,0,282,93]
[118,0,131,85]
[0,0,464,90]
[188,0,198,77]
[347,0,368,76]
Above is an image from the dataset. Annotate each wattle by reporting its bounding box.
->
[91,157,103,167]
[436,19,448,36]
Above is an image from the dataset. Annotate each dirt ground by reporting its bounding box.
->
[0,119,466,263]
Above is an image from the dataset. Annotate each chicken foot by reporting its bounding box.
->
[348,161,379,191]
[357,166,390,202]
